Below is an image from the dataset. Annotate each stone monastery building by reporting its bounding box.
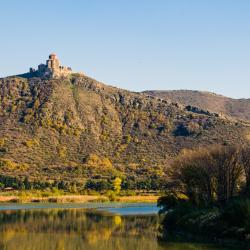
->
[29,54,72,78]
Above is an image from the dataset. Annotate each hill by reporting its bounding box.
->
[0,75,249,191]
[143,90,250,121]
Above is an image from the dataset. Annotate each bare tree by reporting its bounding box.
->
[239,145,250,196]
[169,145,245,206]
[211,146,243,204]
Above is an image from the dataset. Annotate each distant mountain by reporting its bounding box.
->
[143,90,250,121]
[0,68,249,189]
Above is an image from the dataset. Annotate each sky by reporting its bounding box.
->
[1,0,250,98]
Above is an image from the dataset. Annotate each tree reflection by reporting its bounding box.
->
[0,209,231,250]
[0,209,160,250]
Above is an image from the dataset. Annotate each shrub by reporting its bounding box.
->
[221,198,250,229]
[0,158,29,171]
[84,154,113,169]
[106,190,117,201]
[58,146,67,158]
[23,139,39,148]
[0,138,5,147]
[85,179,112,192]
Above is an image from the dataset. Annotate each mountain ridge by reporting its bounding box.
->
[143,89,250,121]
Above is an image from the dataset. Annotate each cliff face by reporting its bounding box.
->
[0,75,248,184]
[144,90,250,121]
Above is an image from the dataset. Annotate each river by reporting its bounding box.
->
[0,203,239,250]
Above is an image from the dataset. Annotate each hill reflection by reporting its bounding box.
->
[0,208,160,250]
[0,208,232,250]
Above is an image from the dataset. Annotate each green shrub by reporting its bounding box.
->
[221,198,250,229]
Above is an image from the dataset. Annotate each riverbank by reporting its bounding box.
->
[158,196,250,245]
[0,194,159,203]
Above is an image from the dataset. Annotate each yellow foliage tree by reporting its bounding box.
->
[112,177,122,194]
[86,154,113,169]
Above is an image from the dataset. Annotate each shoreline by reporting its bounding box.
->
[0,194,160,204]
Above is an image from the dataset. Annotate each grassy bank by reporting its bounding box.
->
[0,191,159,203]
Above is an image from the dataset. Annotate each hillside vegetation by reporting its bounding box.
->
[144,90,250,121]
[0,75,249,191]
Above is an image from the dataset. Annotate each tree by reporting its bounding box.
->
[210,146,243,204]
[169,145,245,206]
[171,147,217,206]
[240,145,250,196]
[112,177,122,194]
[24,176,31,190]
[85,179,112,192]
[69,182,77,193]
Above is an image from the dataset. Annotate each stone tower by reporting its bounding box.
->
[46,53,60,72]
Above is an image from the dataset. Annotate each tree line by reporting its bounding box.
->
[0,174,165,193]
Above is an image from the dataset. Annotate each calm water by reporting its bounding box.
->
[0,203,237,250]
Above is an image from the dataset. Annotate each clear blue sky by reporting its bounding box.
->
[1,0,250,98]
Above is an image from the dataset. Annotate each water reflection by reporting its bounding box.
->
[0,208,233,250]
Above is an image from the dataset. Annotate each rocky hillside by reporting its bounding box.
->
[144,90,250,121]
[0,75,249,188]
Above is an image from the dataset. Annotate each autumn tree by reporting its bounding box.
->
[112,177,122,194]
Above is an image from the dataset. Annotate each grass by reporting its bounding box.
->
[0,191,159,204]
